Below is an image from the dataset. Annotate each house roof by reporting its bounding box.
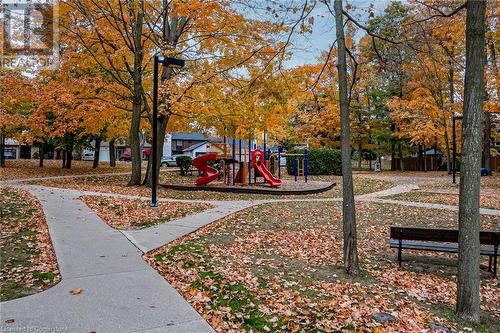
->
[425,148,442,156]
[183,141,208,152]
[171,132,207,141]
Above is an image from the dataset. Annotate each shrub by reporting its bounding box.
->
[286,148,342,175]
[176,156,193,176]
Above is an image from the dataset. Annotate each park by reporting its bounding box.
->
[0,0,498,332]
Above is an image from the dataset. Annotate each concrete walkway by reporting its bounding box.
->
[0,186,215,333]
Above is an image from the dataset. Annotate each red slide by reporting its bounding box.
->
[192,153,219,186]
[251,150,282,187]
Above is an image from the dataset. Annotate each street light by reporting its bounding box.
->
[151,55,185,207]
[452,114,463,184]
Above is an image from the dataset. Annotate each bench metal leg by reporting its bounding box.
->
[398,240,402,267]
[494,246,497,279]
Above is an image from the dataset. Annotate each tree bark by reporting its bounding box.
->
[456,0,485,323]
[483,111,491,173]
[143,8,188,187]
[357,144,361,169]
[399,144,404,172]
[0,127,5,168]
[109,139,116,167]
[128,0,145,185]
[93,137,101,168]
[62,149,66,168]
[445,59,455,173]
[64,137,74,169]
[39,142,44,167]
[335,0,359,275]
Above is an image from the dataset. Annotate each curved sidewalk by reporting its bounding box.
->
[0,186,215,333]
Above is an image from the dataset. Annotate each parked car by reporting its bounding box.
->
[161,156,178,167]
[119,148,131,161]
[82,152,94,161]
[119,147,153,161]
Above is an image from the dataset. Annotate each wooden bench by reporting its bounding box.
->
[389,227,498,278]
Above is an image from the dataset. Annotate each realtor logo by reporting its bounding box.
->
[1,0,59,69]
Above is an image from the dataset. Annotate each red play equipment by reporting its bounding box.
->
[192,153,219,186]
[251,149,282,187]
[192,145,282,188]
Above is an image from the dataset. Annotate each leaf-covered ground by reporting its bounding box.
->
[81,195,213,229]
[1,159,132,180]
[0,187,60,301]
[383,191,500,210]
[418,175,499,190]
[28,174,393,200]
[145,201,500,333]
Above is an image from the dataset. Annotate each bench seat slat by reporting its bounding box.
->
[389,239,496,255]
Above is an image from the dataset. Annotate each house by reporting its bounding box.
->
[182,141,209,158]
[171,132,207,155]
[2,139,35,159]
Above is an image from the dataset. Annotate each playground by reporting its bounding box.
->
[163,139,336,195]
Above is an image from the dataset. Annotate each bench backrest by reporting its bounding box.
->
[390,227,499,246]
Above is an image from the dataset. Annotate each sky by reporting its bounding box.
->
[281,0,395,68]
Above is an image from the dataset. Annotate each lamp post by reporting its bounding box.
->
[452,114,463,184]
[151,55,185,207]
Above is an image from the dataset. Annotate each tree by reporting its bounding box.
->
[456,0,486,323]
[62,0,149,183]
[334,0,359,275]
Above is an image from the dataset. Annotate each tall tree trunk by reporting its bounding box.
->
[358,143,362,169]
[445,59,454,173]
[109,139,116,167]
[62,149,66,168]
[93,137,101,169]
[456,0,485,323]
[483,112,491,173]
[64,138,73,169]
[39,142,44,167]
[399,145,404,172]
[423,143,427,172]
[335,0,359,275]
[0,127,5,168]
[144,8,188,187]
[418,145,423,171]
[128,0,144,185]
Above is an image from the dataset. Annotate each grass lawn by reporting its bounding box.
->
[0,159,131,180]
[81,195,213,229]
[0,187,60,301]
[28,173,393,200]
[383,191,500,210]
[145,201,499,332]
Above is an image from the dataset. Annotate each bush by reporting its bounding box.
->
[176,156,193,176]
[286,148,342,175]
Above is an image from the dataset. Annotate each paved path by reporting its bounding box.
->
[0,186,215,333]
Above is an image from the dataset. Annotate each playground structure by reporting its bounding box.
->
[191,138,309,188]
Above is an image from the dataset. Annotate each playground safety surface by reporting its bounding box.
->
[161,180,336,195]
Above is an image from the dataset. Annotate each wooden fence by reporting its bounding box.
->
[392,156,443,171]
[393,155,500,172]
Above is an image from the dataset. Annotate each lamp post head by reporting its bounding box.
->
[159,56,185,68]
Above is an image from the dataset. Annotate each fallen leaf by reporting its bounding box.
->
[70,288,82,295]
